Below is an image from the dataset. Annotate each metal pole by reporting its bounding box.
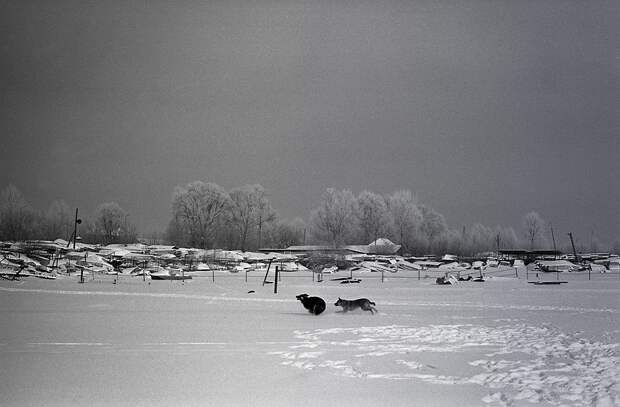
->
[273,266,278,294]
[262,259,273,286]
[550,224,557,259]
[73,208,79,250]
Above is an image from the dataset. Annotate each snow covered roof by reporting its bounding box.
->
[365,238,401,255]
[281,238,401,255]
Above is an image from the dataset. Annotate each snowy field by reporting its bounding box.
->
[1,270,619,407]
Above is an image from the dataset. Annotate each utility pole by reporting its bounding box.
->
[66,208,82,249]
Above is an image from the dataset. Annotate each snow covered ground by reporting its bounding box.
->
[1,271,618,406]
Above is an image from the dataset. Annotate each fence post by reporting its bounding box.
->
[262,259,273,286]
[381,269,384,283]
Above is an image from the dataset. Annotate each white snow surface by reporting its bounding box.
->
[1,271,618,407]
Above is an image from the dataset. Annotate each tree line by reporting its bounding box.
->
[1,182,616,255]
[0,184,136,245]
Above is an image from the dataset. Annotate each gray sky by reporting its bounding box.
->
[2,0,619,246]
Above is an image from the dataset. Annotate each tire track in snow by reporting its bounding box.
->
[0,286,293,303]
[1,287,616,314]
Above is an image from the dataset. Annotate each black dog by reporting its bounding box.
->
[296,294,326,315]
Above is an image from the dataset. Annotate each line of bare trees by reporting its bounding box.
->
[1,182,616,254]
[165,182,564,255]
[165,182,304,250]
[306,188,609,256]
[0,184,137,245]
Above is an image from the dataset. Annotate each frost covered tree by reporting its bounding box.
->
[356,190,391,244]
[264,217,306,249]
[467,223,495,255]
[171,181,231,248]
[523,211,545,250]
[496,225,520,250]
[419,205,448,254]
[43,200,73,240]
[94,202,136,244]
[611,239,620,255]
[228,184,277,250]
[309,188,358,247]
[229,185,267,251]
[255,193,277,249]
[0,184,35,241]
[386,190,422,253]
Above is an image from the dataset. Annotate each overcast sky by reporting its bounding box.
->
[2,0,619,247]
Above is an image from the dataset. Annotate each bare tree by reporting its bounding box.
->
[419,205,448,254]
[611,239,620,255]
[386,190,421,253]
[229,184,276,251]
[523,211,545,250]
[309,188,358,247]
[0,184,35,241]
[266,217,306,249]
[94,202,136,244]
[256,194,277,250]
[467,223,495,255]
[43,200,73,240]
[446,228,465,255]
[357,190,391,244]
[171,181,231,248]
[496,225,520,250]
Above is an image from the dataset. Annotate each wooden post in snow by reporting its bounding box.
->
[262,259,273,286]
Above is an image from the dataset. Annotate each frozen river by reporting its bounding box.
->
[1,271,618,406]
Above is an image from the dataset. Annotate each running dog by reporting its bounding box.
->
[334,297,377,314]
[296,294,326,315]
